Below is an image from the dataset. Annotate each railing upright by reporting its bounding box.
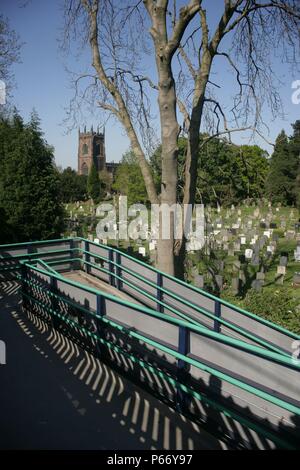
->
[157,272,164,313]
[108,249,115,287]
[50,275,60,330]
[214,300,221,333]
[96,293,107,357]
[176,325,190,411]
[84,240,90,274]
[115,251,122,290]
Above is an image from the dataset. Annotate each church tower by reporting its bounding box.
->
[78,126,106,175]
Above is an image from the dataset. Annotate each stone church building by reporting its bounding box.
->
[77,126,118,177]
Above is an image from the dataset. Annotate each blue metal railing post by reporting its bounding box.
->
[176,326,190,412]
[84,240,90,274]
[214,300,221,333]
[50,275,60,329]
[69,238,74,270]
[96,293,107,357]
[20,262,27,311]
[116,251,122,290]
[157,272,164,313]
[108,249,115,287]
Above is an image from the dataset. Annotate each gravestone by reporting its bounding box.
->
[294,246,300,262]
[194,274,204,289]
[245,248,253,259]
[216,260,224,271]
[279,256,288,267]
[256,272,265,284]
[215,275,223,291]
[239,270,246,284]
[275,274,284,285]
[251,280,263,292]
[232,278,240,295]
[286,230,295,240]
[234,242,241,251]
[233,260,241,271]
[293,273,300,287]
[277,265,286,275]
[251,254,260,266]
[138,247,146,257]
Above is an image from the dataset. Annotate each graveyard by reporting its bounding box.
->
[64,200,300,333]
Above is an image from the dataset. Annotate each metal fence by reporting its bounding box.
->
[1,237,300,449]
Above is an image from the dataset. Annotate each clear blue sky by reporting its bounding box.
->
[2,0,300,169]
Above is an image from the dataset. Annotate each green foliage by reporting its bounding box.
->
[197,138,269,205]
[242,290,300,334]
[265,127,299,205]
[150,136,269,206]
[87,162,101,202]
[0,109,65,242]
[59,167,88,202]
[113,150,148,206]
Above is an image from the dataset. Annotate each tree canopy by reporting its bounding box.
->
[0,110,65,242]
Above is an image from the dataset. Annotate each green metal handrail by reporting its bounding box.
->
[80,237,299,340]
[22,261,300,371]
[74,250,292,356]
[20,280,300,449]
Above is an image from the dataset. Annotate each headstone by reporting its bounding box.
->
[279,256,288,267]
[215,275,223,291]
[286,230,295,240]
[138,247,146,257]
[194,275,204,289]
[275,274,284,285]
[294,246,300,262]
[293,273,300,287]
[252,280,263,292]
[216,260,224,271]
[277,265,286,275]
[240,236,246,245]
[251,253,260,266]
[239,270,246,284]
[245,248,253,259]
[256,272,265,283]
[233,260,241,271]
[232,278,240,295]
[94,238,100,244]
[234,242,241,251]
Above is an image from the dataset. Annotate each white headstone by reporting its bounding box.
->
[245,248,253,259]
[138,247,146,257]
[277,265,286,275]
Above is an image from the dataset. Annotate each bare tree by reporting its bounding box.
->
[63,0,300,276]
[0,14,22,103]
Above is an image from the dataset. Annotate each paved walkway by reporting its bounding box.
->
[0,281,228,450]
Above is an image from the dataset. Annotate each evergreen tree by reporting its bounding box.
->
[60,167,88,202]
[289,121,300,209]
[266,129,299,205]
[0,110,65,242]
[87,162,101,202]
[113,150,148,206]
